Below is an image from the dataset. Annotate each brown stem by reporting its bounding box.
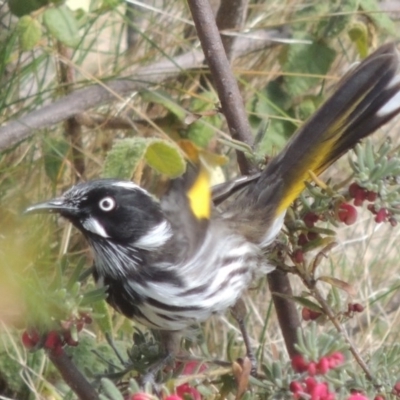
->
[267,270,301,358]
[186,0,255,175]
[47,348,99,400]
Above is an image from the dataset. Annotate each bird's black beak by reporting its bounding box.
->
[24,198,76,215]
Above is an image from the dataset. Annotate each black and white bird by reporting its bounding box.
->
[26,43,400,356]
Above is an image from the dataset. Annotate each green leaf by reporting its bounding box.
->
[102,138,148,179]
[43,5,80,47]
[8,0,49,17]
[141,90,186,121]
[348,20,369,58]
[283,41,336,97]
[292,296,324,313]
[17,16,42,51]
[92,298,113,336]
[145,139,185,178]
[186,92,219,147]
[103,138,185,179]
[101,378,124,400]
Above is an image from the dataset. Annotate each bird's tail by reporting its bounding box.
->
[223,43,400,246]
[252,43,400,219]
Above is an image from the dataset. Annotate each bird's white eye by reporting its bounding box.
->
[99,196,116,212]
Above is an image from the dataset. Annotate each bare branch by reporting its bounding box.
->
[268,270,301,358]
[0,28,288,152]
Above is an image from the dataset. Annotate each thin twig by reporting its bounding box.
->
[304,277,375,382]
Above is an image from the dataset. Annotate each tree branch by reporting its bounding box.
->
[47,348,99,400]
[0,28,288,152]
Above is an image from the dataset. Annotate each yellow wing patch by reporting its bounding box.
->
[187,164,211,220]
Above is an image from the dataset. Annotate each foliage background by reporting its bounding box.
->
[1,0,400,399]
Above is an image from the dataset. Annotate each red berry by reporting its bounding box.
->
[352,303,364,313]
[317,357,330,374]
[349,182,361,198]
[304,376,317,391]
[181,361,207,375]
[176,383,201,400]
[302,307,311,321]
[307,232,319,241]
[338,203,358,225]
[353,188,368,206]
[308,310,322,321]
[375,208,388,223]
[76,320,84,332]
[374,396,385,400]
[366,191,378,202]
[327,352,345,368]
[298,233,309,246]
[21,330,40,349]
[44,331,62,350]
[393,382,400,395]
[292,249,304,263]
[307,362,317,376]
[304,212,319,228]
[309,381,330,399]
[291,354,309,373]
[302,307,321,321]
[289,381,304,393]
[80,312,93,325]
[63,330,79,347]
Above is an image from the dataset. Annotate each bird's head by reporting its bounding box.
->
[25,179,168,246]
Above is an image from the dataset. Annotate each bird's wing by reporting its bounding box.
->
[160,162,211,260]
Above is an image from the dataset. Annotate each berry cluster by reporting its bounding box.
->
[348,183,397,226]
[21,312,92,355]
[290,353,343,399]
[290,353,396,399]
[291,353,345,375]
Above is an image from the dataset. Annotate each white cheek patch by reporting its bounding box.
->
[82,217,110,238]
[134,220,172,250]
